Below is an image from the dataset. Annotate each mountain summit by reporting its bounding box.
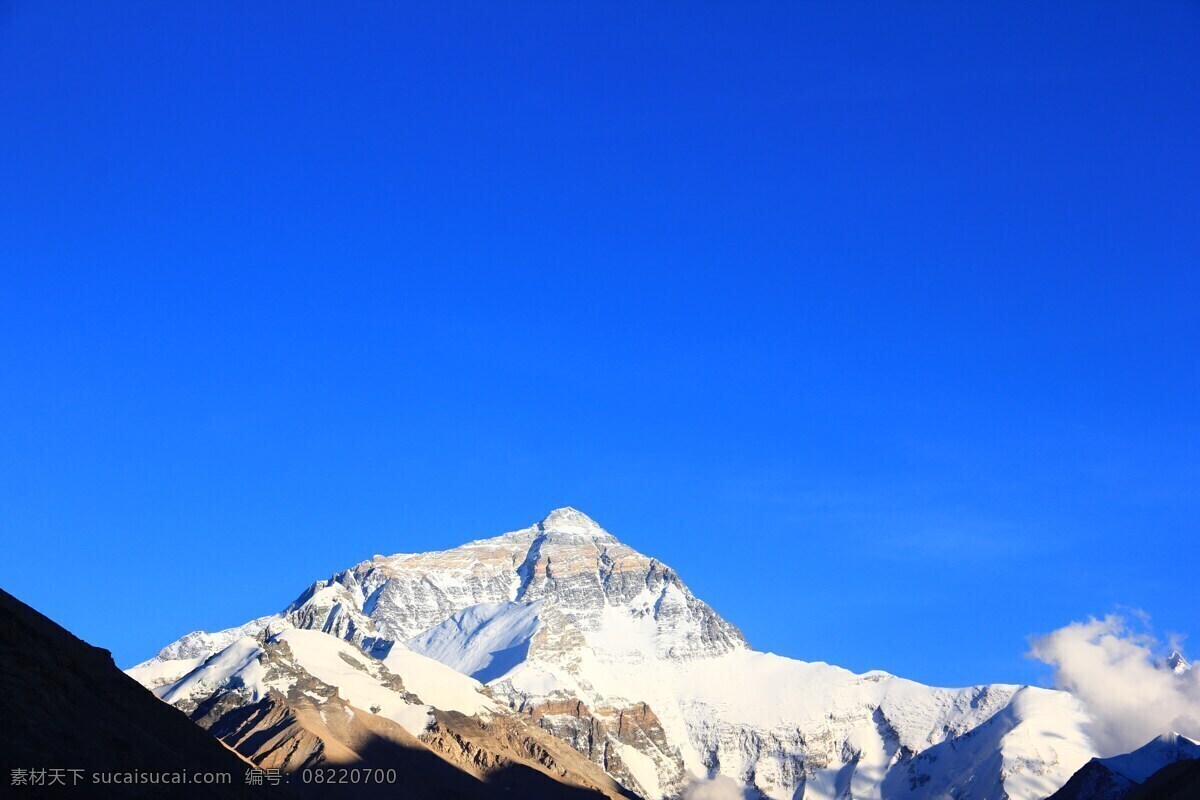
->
[536,506,610,538]
[131,509,1098,800]
[1166,651,1192,674]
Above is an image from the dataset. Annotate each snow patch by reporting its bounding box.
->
[382,642,497,716]
[406,600,544,682]
[275,629,433,735]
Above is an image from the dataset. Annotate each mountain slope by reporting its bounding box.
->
[135,508,1098,799]
[1048,732,1200,800]
[0,588,286,799]
[152,626,633,799]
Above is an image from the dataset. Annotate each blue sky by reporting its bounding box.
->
[1,1,1197,686]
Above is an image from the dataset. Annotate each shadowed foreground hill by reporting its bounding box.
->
[0,587,284,798]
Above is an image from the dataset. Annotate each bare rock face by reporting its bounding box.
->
[422,709,635,799]
[510,697,687,799]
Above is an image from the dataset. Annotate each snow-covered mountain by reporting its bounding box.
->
[1047,732,1200,800]
[132,507,1100,799]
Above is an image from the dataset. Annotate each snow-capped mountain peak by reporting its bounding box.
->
[131,508,1099,800]
[535,506,612,539]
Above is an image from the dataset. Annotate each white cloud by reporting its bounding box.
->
[1029,613,1200,756]
[682,774,752,800]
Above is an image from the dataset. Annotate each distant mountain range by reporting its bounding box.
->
[125,506,1184,800]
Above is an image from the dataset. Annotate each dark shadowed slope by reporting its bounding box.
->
[0,587,285,798]
[1126,759,1200,800]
